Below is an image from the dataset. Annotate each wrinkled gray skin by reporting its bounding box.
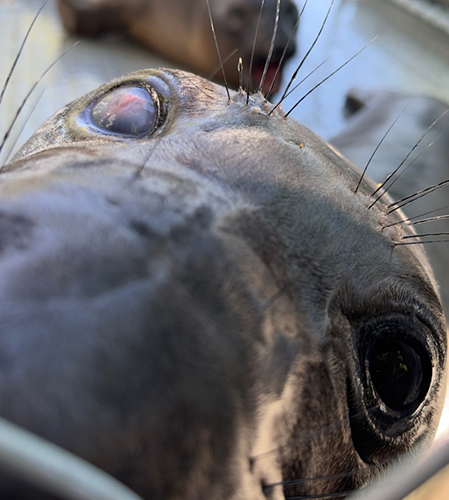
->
[0,70,446,499]
[57,0,299,93]
[330,89,449,315]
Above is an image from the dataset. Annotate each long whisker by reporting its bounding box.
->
[206,0,231,102]
[285,38,376,117]
[276,0,335,107]
[258,0,281,94]
[383,208,449,229]
[247,0,266,103]
[285,489,364,499]
[265,0,309,100]
[354,103,409,194]
[395,239,449,246]
[207,48,239,81]
[0,1,48,108]
[387,179,449,214]
[368,110,449,207]
[0,42,80,169]
[269,55,333,115]
[402,232,449,239]
[379,133,443,200]
[251,406,376,462]
[133,136,163,178]
[370,133,443,206]
[265,466,378,488]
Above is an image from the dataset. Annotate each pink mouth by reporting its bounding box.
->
[251,63,283,97]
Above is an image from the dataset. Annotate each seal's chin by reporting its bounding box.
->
[251,63,282,96]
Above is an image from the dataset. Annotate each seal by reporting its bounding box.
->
[0,68,446,499]
[56,0,299,94]
[330,88,449,315]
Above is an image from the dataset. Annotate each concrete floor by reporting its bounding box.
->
[1,0,449,437]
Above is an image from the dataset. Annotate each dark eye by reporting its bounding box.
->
[366,336,431,414]
[348,315,441,464]
[91,86,157,138]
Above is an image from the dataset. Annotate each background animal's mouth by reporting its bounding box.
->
[251,61,283,96]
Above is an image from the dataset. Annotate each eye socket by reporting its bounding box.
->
[90,86,158,138]
[366,335,431,414]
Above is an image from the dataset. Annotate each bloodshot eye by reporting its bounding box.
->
[91,86,157,138]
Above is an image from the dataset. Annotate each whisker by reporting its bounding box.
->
[265,466,378,488]
[247,0,266,104]
[269,55,333,115]
[238,57,244,90]
[285,38,377,117]
[258,0,281,94]
[374,134,443,203]
[285,489,364,499]
[383,205,449,229]
[207,48,239,81]
[2,88,46,166]
[133,137,164,178]
[251,407,375,462]
[0,42,80,170]
[387,214,449,230]
[387,179,449,214]
[265,0,308,100]
[0,1,48,108]
[402,232,449,239]
[206,0,230,102]
[354,103,409,194]
[276,0,335,107]
[395,239,449,246]
[368,110,449,207]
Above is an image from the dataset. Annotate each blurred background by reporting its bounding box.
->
[1,0,449,158]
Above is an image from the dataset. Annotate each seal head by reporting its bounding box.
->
[0,69,446,499]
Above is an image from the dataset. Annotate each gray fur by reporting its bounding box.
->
[0,70,446,499]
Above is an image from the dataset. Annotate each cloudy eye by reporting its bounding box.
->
[91,86,157,138]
